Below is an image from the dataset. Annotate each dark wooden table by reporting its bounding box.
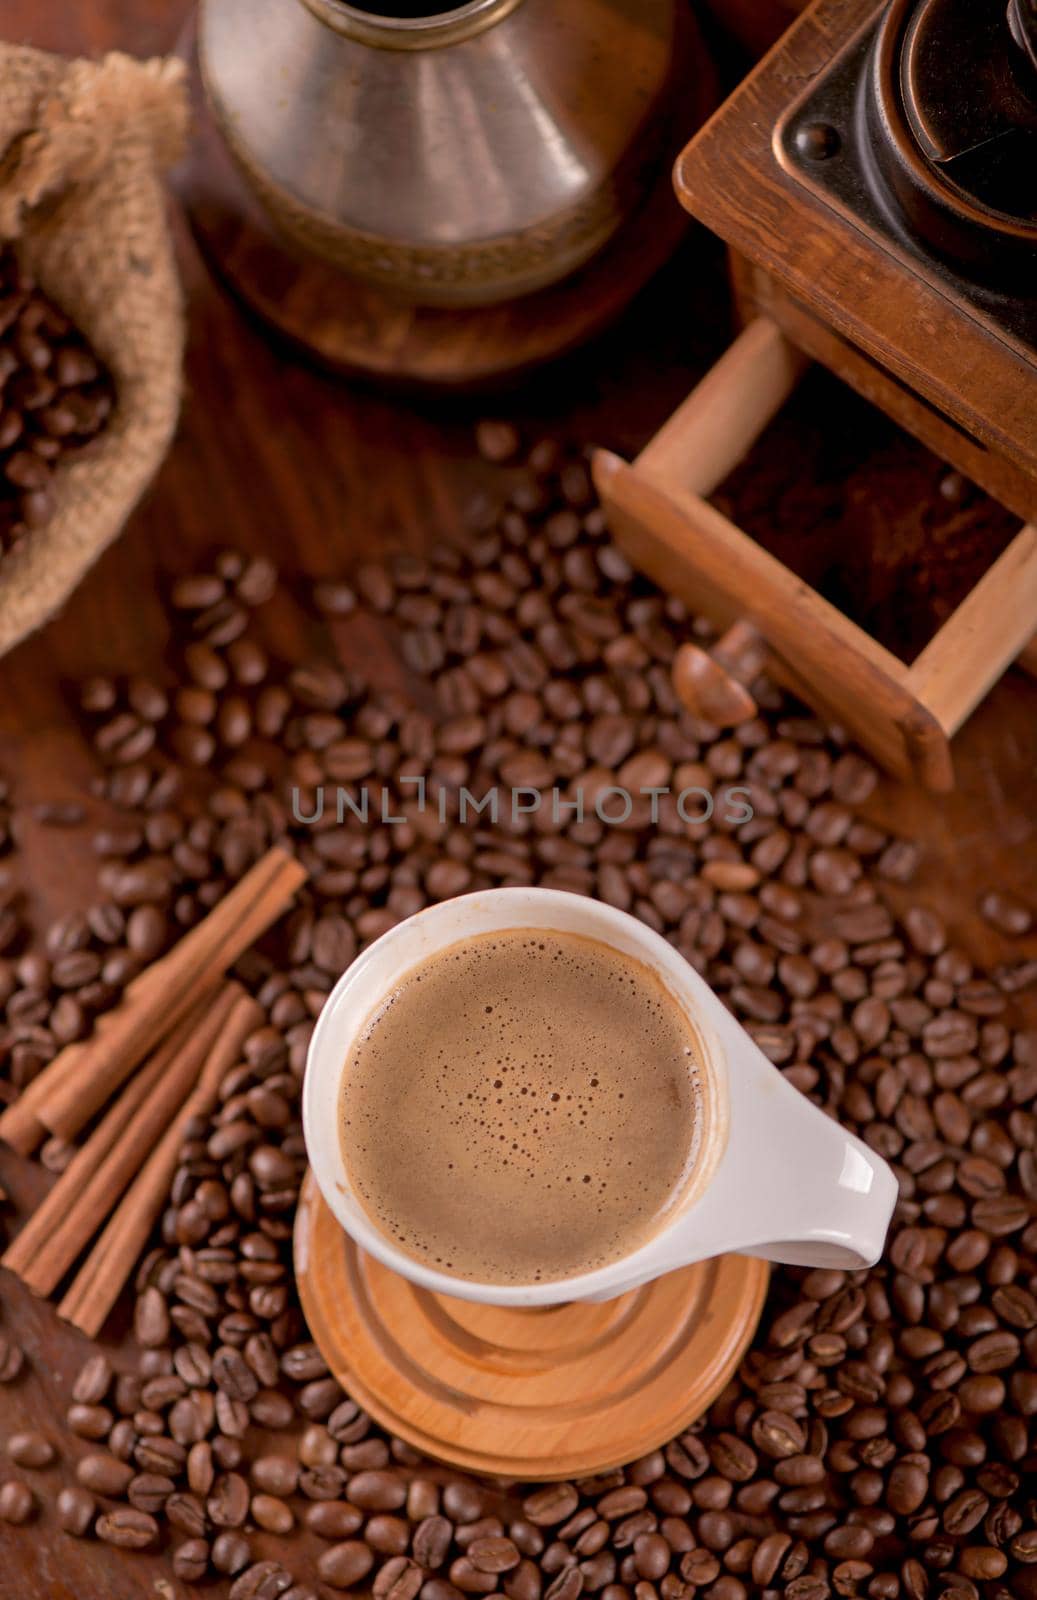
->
[0,3,1035,1598]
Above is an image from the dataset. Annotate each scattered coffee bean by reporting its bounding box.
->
[213,1530,253,1575]
[0,1479,35,1524]
[0,1333,25,1384]
[173,1537,211,1582]
[979,889,1032,936]
[318,1540,376,1589]
[7,1431,56,1469]
[96,1507,159,1548]
[252,1492,294,1534]
[72,1352,113,1405]
[476,421,521,464]
[56,1484,96,1536]
[76,1452,134,1497]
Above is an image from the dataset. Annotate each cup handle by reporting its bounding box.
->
[665,1007,899,1272]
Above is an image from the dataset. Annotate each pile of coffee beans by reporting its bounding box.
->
[711,372,1022,665]
[0,428,1034,1599]
[0,246,113,554]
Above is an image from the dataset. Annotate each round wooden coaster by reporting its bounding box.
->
[174,18,717,391]
[295,1173,770,1480]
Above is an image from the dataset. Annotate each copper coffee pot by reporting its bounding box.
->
[180,0,717,384]
[197,0,693,308]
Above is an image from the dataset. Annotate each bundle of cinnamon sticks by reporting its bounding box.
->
[0,846,307,1338]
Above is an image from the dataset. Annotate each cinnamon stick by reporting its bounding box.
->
[1,1032,177,1280]
[60,989,262,1337]
[0,1101,44,1156]
[39,846,305,1143]
[12,983,242,1297]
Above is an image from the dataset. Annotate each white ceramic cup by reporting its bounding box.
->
[303,887,898,1307]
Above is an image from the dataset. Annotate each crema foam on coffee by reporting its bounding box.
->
[338,928,705,1284]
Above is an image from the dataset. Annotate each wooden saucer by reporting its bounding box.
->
[295,1173,769,1480]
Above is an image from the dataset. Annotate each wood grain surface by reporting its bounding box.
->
[0,3,1035,1599]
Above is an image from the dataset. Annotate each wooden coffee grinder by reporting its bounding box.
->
[595,0,1037,791]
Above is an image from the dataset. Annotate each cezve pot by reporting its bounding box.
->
[197,0,690,307]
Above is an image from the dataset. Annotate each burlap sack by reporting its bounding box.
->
[0,45,188,658]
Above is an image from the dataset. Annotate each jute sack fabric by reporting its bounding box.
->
[0,45,188,657]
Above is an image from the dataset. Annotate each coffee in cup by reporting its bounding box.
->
[337,927,711,1285]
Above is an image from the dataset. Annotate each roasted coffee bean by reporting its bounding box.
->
[299,1465,346,1500]
[135,1435,186,1476]
[134,1285,170,1347]
[367,1515,411,1556]
[958,1546,1007,1580]
[709,1434,757,1482]
[305,1501,364,1540]
[173,1538,211,1582]
[127,1472,175,1513]
[544,1570,583,1600]
[886,1462,928,1516]
[318,1541,376,1589]
[212,1344,259,1399]
[476,421,521,463]
[506,1560,543,1600]
[414,1515,455,1569]
[443,1482,486,1524]
[96,1508,159,1549]
[425,1584,469,1600]
[72,1352,113,1405]
[452,1556,505,1595]
[525,1485,581,1526]
[0,1480,35,1524]
[375,1557,425,1600]
[252,1493,294,1534]
[66,1402,113,1440]
[314,580,357,616]
[0,1333,26,1384]
[76,1452,134,1496]
[167,1491,208,1538]
[598,1486,648,1520]
[406,1479,440,1521]
[751,1532,792,1586]
[213,1530,253,1575]
[349,1469,407,1511]
[229,1561,294,1600]
[632,1534,670,1580]
[208,1471,250,1527]
[469,1537,522,1574]
[752,1411,805,1460]
[7,1429,56,1468]
[979,890,1032,936]
[680,1551,721,1585]
[172,573,225,611]
[56,1484,96,1536]
[251,1390,294,1429]
[251,1455,300,1496]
